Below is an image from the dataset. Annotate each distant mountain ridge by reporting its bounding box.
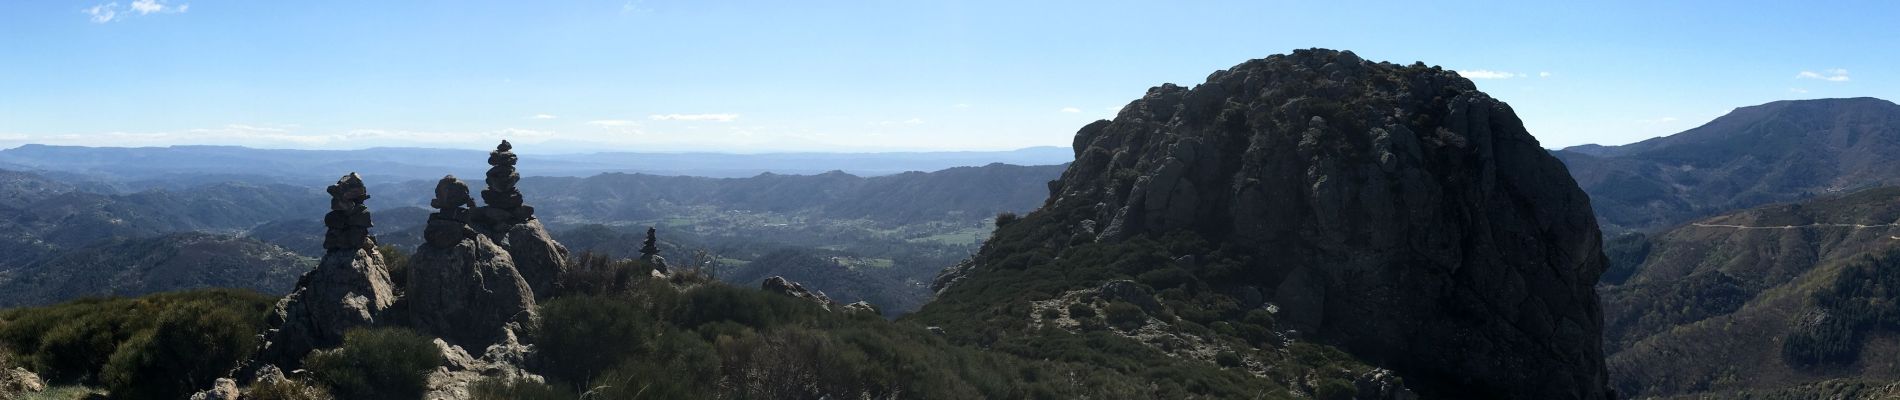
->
[0,161,1063,310]
[0,144,1074,186]
[1555,97,1900,232]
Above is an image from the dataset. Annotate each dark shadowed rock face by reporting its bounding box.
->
[1000,49,1609,399]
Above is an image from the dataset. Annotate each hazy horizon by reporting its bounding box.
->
[4,1,1896,152]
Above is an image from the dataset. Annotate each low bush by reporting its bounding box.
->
[304,328,442,400]
[1103,302,1146,331]
[0,289,273,384]
[248,377,336,400]
[469,377,574,400]
[101,303,257,400]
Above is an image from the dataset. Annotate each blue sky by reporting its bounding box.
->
[1,1,1894,153]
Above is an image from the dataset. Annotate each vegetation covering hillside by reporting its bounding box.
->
[1601,186,1900,397]
[0,233,313,308]
[0,264,1374,399]
[0,289,275,398]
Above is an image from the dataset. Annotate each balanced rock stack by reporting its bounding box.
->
[640,226,667,273]
[425,176,479,247]
[406,176,536,350]
[470,140,569,298]
[478,140,534,224]
[322,172,375,251]
[250,173,398,372]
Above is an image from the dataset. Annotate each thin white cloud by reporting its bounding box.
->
[83,3,119,23]
[1457,70,1520,79]
[648,113,739,122]
[1796,69,1850,82]
[1538,71,1553,78]
[588,120,640,127]
[530,114,558,120]
[1059,107,1082,113]
[84,0,186,23]
[952,103,971,109]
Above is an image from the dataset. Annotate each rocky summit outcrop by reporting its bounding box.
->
[253,173,399,371]
[945,49,1611,399]
[406,175,536,350]
[470,140,569,298]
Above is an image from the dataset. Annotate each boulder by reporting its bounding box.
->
[422,336,543,400]
[406,233,536,351]
[762,276,834,310]
[499,219,568,299]
[0,367,45,396]
[842,301,881,316]
[186,378,238,400]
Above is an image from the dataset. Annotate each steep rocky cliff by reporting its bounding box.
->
[925,49,1611,399]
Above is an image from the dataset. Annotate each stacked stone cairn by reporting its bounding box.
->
[322,172,375,251]
[640,226,668,273]
[470,140,569,297]
[477,140,534,227]
[425,176,480,247]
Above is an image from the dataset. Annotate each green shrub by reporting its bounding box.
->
[535,295,656,389]
[557,252,656,297]
[1215,351,1243,368]
[1103,302,1146,331]
[1137,267,1195,290]
[1067,303,1096,319]
[248,378,336,400]
[304,328,443,400]
[101,303,257,400]
[0,289,273,384]
[995,212,1021,228]
[1315,378,1358,400]
[470,377,575,400]
[589,330,719,399]
[378,244,410,290]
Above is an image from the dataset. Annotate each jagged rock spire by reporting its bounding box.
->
[321,172,374,251]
